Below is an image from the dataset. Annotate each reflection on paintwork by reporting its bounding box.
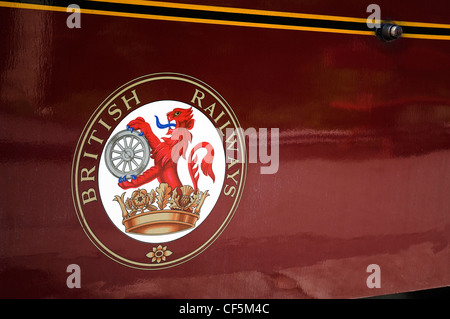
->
[0,0,449,298]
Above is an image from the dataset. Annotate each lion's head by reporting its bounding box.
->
[166,107,194,133]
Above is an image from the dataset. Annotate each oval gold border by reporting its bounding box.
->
[71,73,247,270]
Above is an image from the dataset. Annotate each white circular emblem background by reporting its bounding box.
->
[98,100,226,243]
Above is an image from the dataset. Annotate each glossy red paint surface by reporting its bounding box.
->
[0,1,449,298]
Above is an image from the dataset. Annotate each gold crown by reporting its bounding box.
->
[113,183,209,235]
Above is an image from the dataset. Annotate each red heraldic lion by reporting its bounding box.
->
[118,107,215,192]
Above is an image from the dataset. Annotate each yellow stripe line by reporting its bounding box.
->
[402,33,450,40]
[0,0,449,40]
[0,1,67,12]
[396,20,450,29]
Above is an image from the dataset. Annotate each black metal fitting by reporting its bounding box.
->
[375,23,403,42]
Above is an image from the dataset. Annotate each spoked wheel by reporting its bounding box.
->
[104,130,151,179]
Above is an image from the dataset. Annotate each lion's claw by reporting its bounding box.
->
[118,175,127,183]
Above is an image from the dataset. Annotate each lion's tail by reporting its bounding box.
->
[188,142,215,192]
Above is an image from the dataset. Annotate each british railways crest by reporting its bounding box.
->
[71,73,247,269]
